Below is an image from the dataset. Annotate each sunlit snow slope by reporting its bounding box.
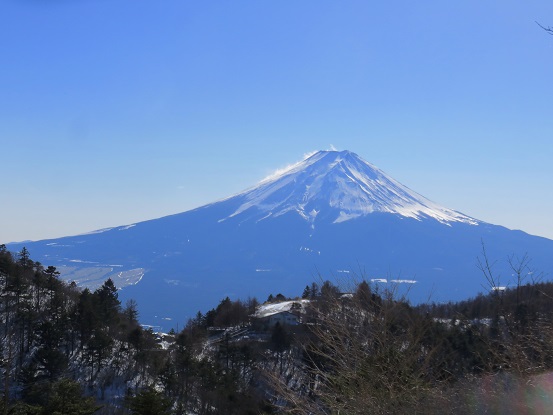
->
[221,150,478,226]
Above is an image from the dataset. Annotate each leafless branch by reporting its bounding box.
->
[536,21,553,35]
[477,240,501,293]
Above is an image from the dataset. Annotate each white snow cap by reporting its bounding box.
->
[224,150,478,226]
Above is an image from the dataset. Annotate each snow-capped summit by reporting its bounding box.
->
[223,150,478,226]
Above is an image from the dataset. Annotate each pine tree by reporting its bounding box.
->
[45,378,101,415]
[126,387,172,415]
[94,279,120,327]
[17,247,31,269]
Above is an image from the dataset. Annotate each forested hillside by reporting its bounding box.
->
[0,246,269,414]
[3,245,553,414]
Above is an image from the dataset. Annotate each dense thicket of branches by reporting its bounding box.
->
[3,245,553,414]
[269,276,553,414]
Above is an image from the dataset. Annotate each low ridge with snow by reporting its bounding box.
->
[255,299,310,318]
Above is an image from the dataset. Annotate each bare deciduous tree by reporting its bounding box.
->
[266,282,450,414]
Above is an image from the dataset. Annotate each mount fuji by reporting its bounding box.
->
[8,150,553,328]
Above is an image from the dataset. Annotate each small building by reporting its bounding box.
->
[254,299,309,328]
[265,310,300,327]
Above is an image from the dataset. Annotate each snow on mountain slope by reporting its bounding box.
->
[220,150,478,226]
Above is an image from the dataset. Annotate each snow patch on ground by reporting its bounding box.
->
[334,211,362,223]
[58,266,115,290]
[371,278,416,284]
[255,299,310,318]
[80,227,115,235]
[69,259,99,264]
[118,224,136,230]
[300,247,320,255]
[114,268,145,286]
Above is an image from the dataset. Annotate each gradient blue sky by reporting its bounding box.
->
[2,1,553,244]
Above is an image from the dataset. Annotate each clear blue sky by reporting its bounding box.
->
[2,1,553,244]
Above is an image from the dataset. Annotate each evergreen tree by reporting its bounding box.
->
[94,279,120,327]
[123,299,139,324]
[44,378,101,415]
[309,282,319,299]
[126,388,172,415]
[17,247,31,269]
[77,289,97,345]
